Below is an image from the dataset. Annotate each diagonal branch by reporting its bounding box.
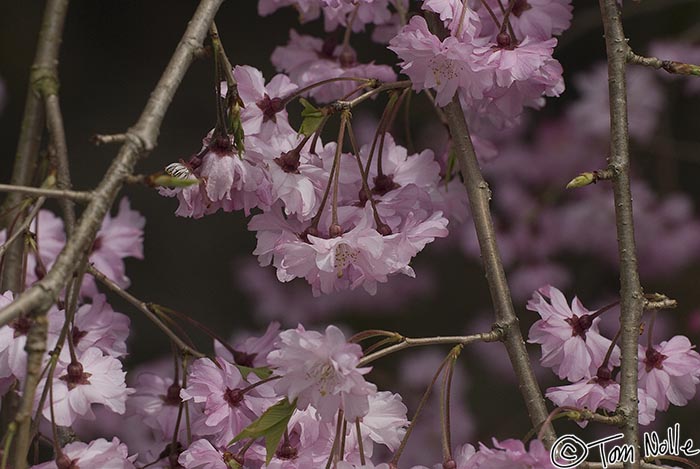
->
[424,11,556,446]
[598,1,645,467]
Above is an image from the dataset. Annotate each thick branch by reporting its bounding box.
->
[0,0,225,329]
[441,97,556,446]
[12,315,48,469]
[423,10,555,446]
[599,0,645,466]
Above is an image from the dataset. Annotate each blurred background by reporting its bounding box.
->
[2,0,700,464]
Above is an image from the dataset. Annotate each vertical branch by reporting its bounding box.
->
[598,0,643,465]
[441,98,555,446]
[12,315,48,469]
[45,96,76,234]
[1,0,70,292]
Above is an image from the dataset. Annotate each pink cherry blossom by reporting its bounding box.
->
[84,197,145,295]
[31,437,136,469]
[476,0,573,40]
[180,357,261,445]
[546,372,658,427]
[471,438,555,468]
[40,347,132,426]
[389,16,486,106]
[48,294,129,359]
[178,439,235,469]
[0,209,65,287]
[272,30,396,103]
[128,372,186,441]
[267,324,376,421]
[359,390,409,451]
[232,65,297,138]
[527,285,620,382]
[0,291,28,389]
[214,321,281,368]
[638,335,700,411]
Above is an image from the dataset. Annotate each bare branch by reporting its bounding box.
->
[45,95,76,234]
[424,11,556,446]
[88,265,204,359]
[91,133,128,146]
[598,0,645,466]
[0,0,70,293]
[0,199,46,259]
[358,330,501,366]
[628,49,700,76]
[0,185,93,203]
[0,0,225,329]
[12,315,48,469]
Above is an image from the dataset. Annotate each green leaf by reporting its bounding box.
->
[230,398,295,464]
[298,98,325,137]
[151,174,200,188]
[236,365,272,380]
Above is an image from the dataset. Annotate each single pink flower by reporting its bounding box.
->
[40,347,133,426]
[31,437,136,469]
[527,285,620,382]
[267,324,376,421]
[180,357,261,445]
[638,335,700,411]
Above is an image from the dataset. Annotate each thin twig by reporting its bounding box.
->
[88,265,204,359]
[0,199,46,259]
[90,133,128,146]
[45,95,76,234]
[0,0,225,329]
[0,185,93,203]
[599,0,645,467]
[627,49,700,76]
[358,331,500,366]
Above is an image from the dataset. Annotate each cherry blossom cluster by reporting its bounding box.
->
[160,0,579,296]
[390,0,569,127]
[528,285,700,427]
[161,63,458,296]
[0,198,144,467]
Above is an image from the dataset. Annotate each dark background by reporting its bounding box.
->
[2,0,700,448]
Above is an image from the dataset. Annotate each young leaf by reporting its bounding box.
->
[230,398,295,464]
[298,98,325,137]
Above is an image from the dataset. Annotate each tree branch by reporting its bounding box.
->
[627,49,700,76]
[0,0,70,293]
[0,0,226,329]
[87,265,204,359]
[0,184,93,203]
[598,1,645,467]
[423,11,556,446]
[45,95,76,234]
[358,330,501,366]
[1,1,225,465]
